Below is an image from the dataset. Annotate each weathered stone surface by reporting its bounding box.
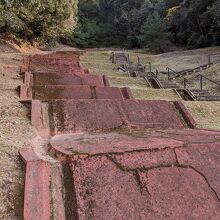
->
[20,50,220,219]
[33,85,93,100]
[111,149,176,170]
[176,143,220,198]
[32,72,107,87]
[33,100,186,134]
[95,87,124,99]
[159,129,220,144]
[32,85,128,100]
[69,156,220,219]
[143,167,220,219]
[81,74,108,87]
[71,156,159,219]
[50,132,183,155]
[50,129,220,156]
[122,100,184,129]
[24,161,51,220]
[21,52,84,74]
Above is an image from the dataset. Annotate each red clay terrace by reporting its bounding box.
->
[19,51,220,219]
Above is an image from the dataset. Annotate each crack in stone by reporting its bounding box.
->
[174,148,220,203]
[106,155,130,172]
[107,146,177,156]
[48,145,220,215]
[107,153,175,173]
[106,155,151,196]
[109,149,220,204]
[133,170,151,196]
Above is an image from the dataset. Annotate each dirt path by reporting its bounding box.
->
[0,52,36,219]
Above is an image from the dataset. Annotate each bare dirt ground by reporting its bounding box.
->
[0,50,36,219]
[0,41,81,219]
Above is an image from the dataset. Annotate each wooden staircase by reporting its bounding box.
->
[144,76,180,89]
[158,80,180,89]
[176,88,220,101]
[166,63,214,80]
[190,89,220,101]
[112,52,220,101]
[111,52,130,65]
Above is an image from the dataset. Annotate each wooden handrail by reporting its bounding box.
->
[166,61,215,80]
[208,53,220,65]
[183,74,220,90]
[166,67,178,79]
[200,74,220,86]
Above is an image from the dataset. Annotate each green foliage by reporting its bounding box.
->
[0,0,78,43]
[67,0,177,49]
[67,0,220,51]
[72,20,118,48]
[1,0,219,50]
[139,13,172,52]
[167,0,220,48]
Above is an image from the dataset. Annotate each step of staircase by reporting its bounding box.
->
[25,85,133,101]
[162,85,180,89]
[32,100,186,135]
[159,80,180,89]
[189,89,220,101]
[190,90,211,96]
[28,72,109,87]
[196,96,220,101]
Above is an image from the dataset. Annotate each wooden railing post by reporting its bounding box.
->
[208,55,211,66]
[200,75,203,90]
[149,62,152,73]
[183,78,186,89]
[167,68,170,80]
[127,53,130,63]
[137,56,140,65]
[156,69,158,78]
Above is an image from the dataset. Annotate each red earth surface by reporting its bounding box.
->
[19,51,220,220]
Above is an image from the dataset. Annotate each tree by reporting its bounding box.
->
[139,12,172,52]
[167,0,220,48]
[0,0,79,43]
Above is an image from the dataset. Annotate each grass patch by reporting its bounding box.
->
[184,101,220,129]
[132,88,181,100]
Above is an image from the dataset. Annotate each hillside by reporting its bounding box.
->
[0,42,220,218]
[81,47,220,129]
[16,46,220,219]
[0,51,37,219]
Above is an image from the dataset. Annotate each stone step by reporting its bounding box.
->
[32,100,185,135]
[27,72,109,87]
[20,85,133,102]
[21,52,85,74]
